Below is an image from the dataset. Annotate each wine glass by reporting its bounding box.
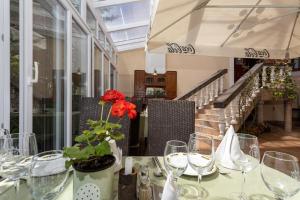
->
[164,140,188,179]
[261,151,300,200]
[29,150,69,200]
[231,133,260,200]
[0,133,38,188]
[187,133,214,198]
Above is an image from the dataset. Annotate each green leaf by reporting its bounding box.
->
[110,131,124,141]
[94,127,107,135]
[105,122,122,130]
[95,140,111,156]
[75,134,90,143]
[63,146,82,159]
[65,160,73,169]
[81,145,96,159]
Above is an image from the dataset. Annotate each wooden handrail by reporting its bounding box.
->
[213,62,264,108]
[176,69,228,100]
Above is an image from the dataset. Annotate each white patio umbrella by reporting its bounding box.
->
[147,0,300,59]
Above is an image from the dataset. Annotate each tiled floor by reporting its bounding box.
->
[258,126,300,164]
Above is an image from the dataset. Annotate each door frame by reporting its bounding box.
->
[0,0,11,130]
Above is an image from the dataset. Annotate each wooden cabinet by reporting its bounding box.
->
[134,70,177,100]
[165,71,177,99]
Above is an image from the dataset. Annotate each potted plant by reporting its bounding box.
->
[63,89,137,200]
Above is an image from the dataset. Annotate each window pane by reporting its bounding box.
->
[98,26,105,47]
[94,46,102,96]
[99,0,150,27]
[110,65,115,89]
[104,56,109,91]
[10,0,19,133]
[70,0,81,13]
[32,0,66,151]
[111,26,148,42]
[72,20,88,138]
[86,6,96,35]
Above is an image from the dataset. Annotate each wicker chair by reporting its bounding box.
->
[147,99,195,156]
[78,97,131,156]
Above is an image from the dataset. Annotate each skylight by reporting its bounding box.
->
[94,0,151,51]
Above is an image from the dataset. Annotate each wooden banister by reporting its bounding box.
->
[176,69,228,100]
[213,62,264,108]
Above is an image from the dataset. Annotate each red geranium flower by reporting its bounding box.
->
[101,90,125,103]
[111,100,127,118]
[126,102,137,119]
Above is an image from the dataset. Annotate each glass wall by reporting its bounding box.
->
[86,6,96,35]
[94,45,102,96]
[98,26,105,47]
[110,64,115,89]
[70,0,81,13]
[10,0,19,133]
[104,56,110,91]
[32,0,67,151]
[72,20,88,138]
[2,0,117,149]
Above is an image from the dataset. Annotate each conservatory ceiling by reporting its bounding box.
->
[93,0,152,52]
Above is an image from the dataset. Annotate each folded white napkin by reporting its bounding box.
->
[215,125,244,170]
[161,174,178,200]
[109,139,122,172]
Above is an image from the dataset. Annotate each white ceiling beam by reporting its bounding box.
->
[93,0,141,8]
[117,42,145,51]
[115,37,145,46]
[107,21,149,32]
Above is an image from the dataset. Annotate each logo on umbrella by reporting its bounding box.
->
[244,48,270,58]
[166,43,195,54]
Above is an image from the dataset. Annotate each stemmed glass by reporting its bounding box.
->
[261,151,300,200]
[231,134,260,200]
[0,133,38,188]
[164,140,188,195]
[187,133,214,198]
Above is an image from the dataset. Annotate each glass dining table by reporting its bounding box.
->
[0,156,300,200]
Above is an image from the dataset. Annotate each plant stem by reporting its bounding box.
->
[100,103,104,121]
[106,107,112,123]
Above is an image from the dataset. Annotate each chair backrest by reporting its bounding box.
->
[79,97,131,156]
[147,99,195,156]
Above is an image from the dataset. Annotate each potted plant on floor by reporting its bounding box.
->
[63,90,137,200]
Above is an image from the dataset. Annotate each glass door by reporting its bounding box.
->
[72,19,88,139]
[104,55,110,91]
[94,44,103,96]
[10,0,20,133]
[32,0,67,151]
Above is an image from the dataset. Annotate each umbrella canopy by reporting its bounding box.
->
[147,0,300,59]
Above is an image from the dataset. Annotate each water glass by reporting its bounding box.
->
[187,133,214,198]
[261,151,300,200]
[231,133,260,200]
[29,150,69,200]
[164,140,188,179]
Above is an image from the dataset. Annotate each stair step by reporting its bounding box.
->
[196,113,220,121]
[198,108,221,115]
[195,125,220,136]
[198,103,214,110]
[195,119,220,129]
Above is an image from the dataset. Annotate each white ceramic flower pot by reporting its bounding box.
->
[73,156,116,200]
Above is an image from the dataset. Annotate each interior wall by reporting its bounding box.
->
[116,48,230,97]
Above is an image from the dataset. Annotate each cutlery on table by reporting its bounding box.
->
[152,157,163,177]
[154,157,167,177]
